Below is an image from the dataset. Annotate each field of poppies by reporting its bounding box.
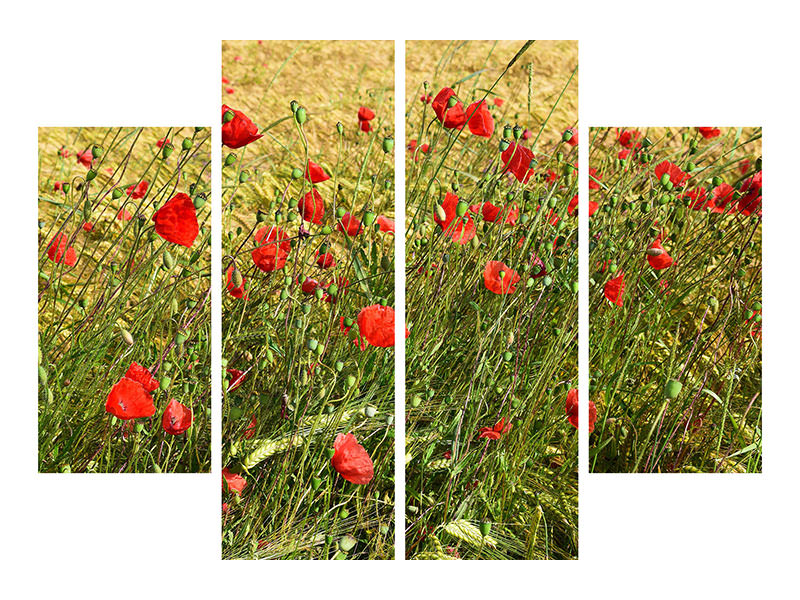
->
[588,127,762,473]
[38,127,212,473]
[220,41,396,559]
[405,40,579,559]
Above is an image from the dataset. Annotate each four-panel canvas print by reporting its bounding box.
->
[34,40,762,559]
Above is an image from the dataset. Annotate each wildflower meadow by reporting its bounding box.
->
[405,40,579,560]
[220,40,396,559]
[38,127,212,473]
[589,126,762,473]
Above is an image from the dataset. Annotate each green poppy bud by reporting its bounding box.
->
[456,201,468,217]
[479,522,491,537]
[363,211,376,227]
[664,379,682,399]
[712,176,724,187]
[163,251,175,269]
[311,477,322,490]
[336,122,344,135]
[120,328,134,346]
[335,360,344,372]
[561,129,573,142]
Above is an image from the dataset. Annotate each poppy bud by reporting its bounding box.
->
[336,206,346,219]
[479,522,491,536]
[382,136,394,153]
[686,161,696,172]
[161,143,174,159]
[181,138,192,151]
[503,124,512,139]
[120,328,134,346]
[455,200,468,217]
[435,204,447,222]
[311,477,322,490]
[308,339,319,352]
[231,267,243,289]
[363,212,376,227]
[86,169,97,181]
[664,379,682,399]
[562,129,573,142]
[411,395,422,408]
[543,276,553,286]
[646,247,664,257]
[175,330,188,345]
[512,125,522,140]
[159,376,171,389]
[314,287,323,300]
[295,107,307,124]
[338,535,357,552]
[346,375,356,388]
[365,406,377,418]
[335,360,344,372]
[239,170,249,183]
[447,96,458,108]
[321,225,333,235]
[660,173,670,187]
[225,153,237,167]
[328,283,339,297]
[336,122,344,135]
[111,187,123,200]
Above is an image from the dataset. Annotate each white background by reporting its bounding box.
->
[2,1,797,598]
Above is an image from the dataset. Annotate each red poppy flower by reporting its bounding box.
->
[420,94,433,104]
[709,183,736,213]
[501,142,535,183]
[76,149,93,169]
[654,161,689,188]
[589,167,602,190]
[433,192,476,244]
[431,87,467,129]
[59,147,71,158]
[225,265,247,299]
[337,213,363,236]
[226,368,247,392]
[331,432,374,485]
[156,138,170,148]
[117,208,133,221]
[251,226,291,272]
[152,192,199,247]
[126,180,149,200]
[465,100,494,138]
[46,232,77,266]
[564,127,578,146]
[647,238,673,270]
[473,202,518,225]
[619,148,630,160]
[616,129,641,148]
[484,260,520,295]
[493,98,504,107]
[543,169,560,184]
[521,129,533,140]
[225,87,235,95]
[358,106,375,121]
[604,272,625,307]
[738,171,762,216]
[697,127,721,139]
[161,398,192,435]
[82,222,93,232]
[221,104,263,149]
[479,417,512,440]
[359,119,372,133]
[301,277,321,294]
[298,188,325,224]
[738,159,751,175]
[125,361,160,392]
[357,304,400,347]
[222,468,247,494]
[376,215,395,234]
[105,362,158,420]
[566,388,597,433]
[53,181,64,192]
[221,76,230,85]
[243,415,257,440]
[682,187,710,210]
[316,251,336,268]
[305,160,330,183]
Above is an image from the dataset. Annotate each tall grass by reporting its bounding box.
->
[405,40,579,560]
[38,126,211,473]
[588,126,762,473]
[220,41,395,559]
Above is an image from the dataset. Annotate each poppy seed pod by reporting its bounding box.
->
[181,138,192,151]
[86,169,97,181]
[382,136,394,153]
[295,107,307,124]
[480,522,492,536]
[120,328,134,346]
[499,139,510,152]
[91,145,103,159]
[161,143,174,159]
[223,110,235,123]
[503,124,512,138]
[225,153,237,166]
[336,122,343,135]
[664,379,682,399]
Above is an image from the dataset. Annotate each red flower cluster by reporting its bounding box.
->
[46,232,77,266]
